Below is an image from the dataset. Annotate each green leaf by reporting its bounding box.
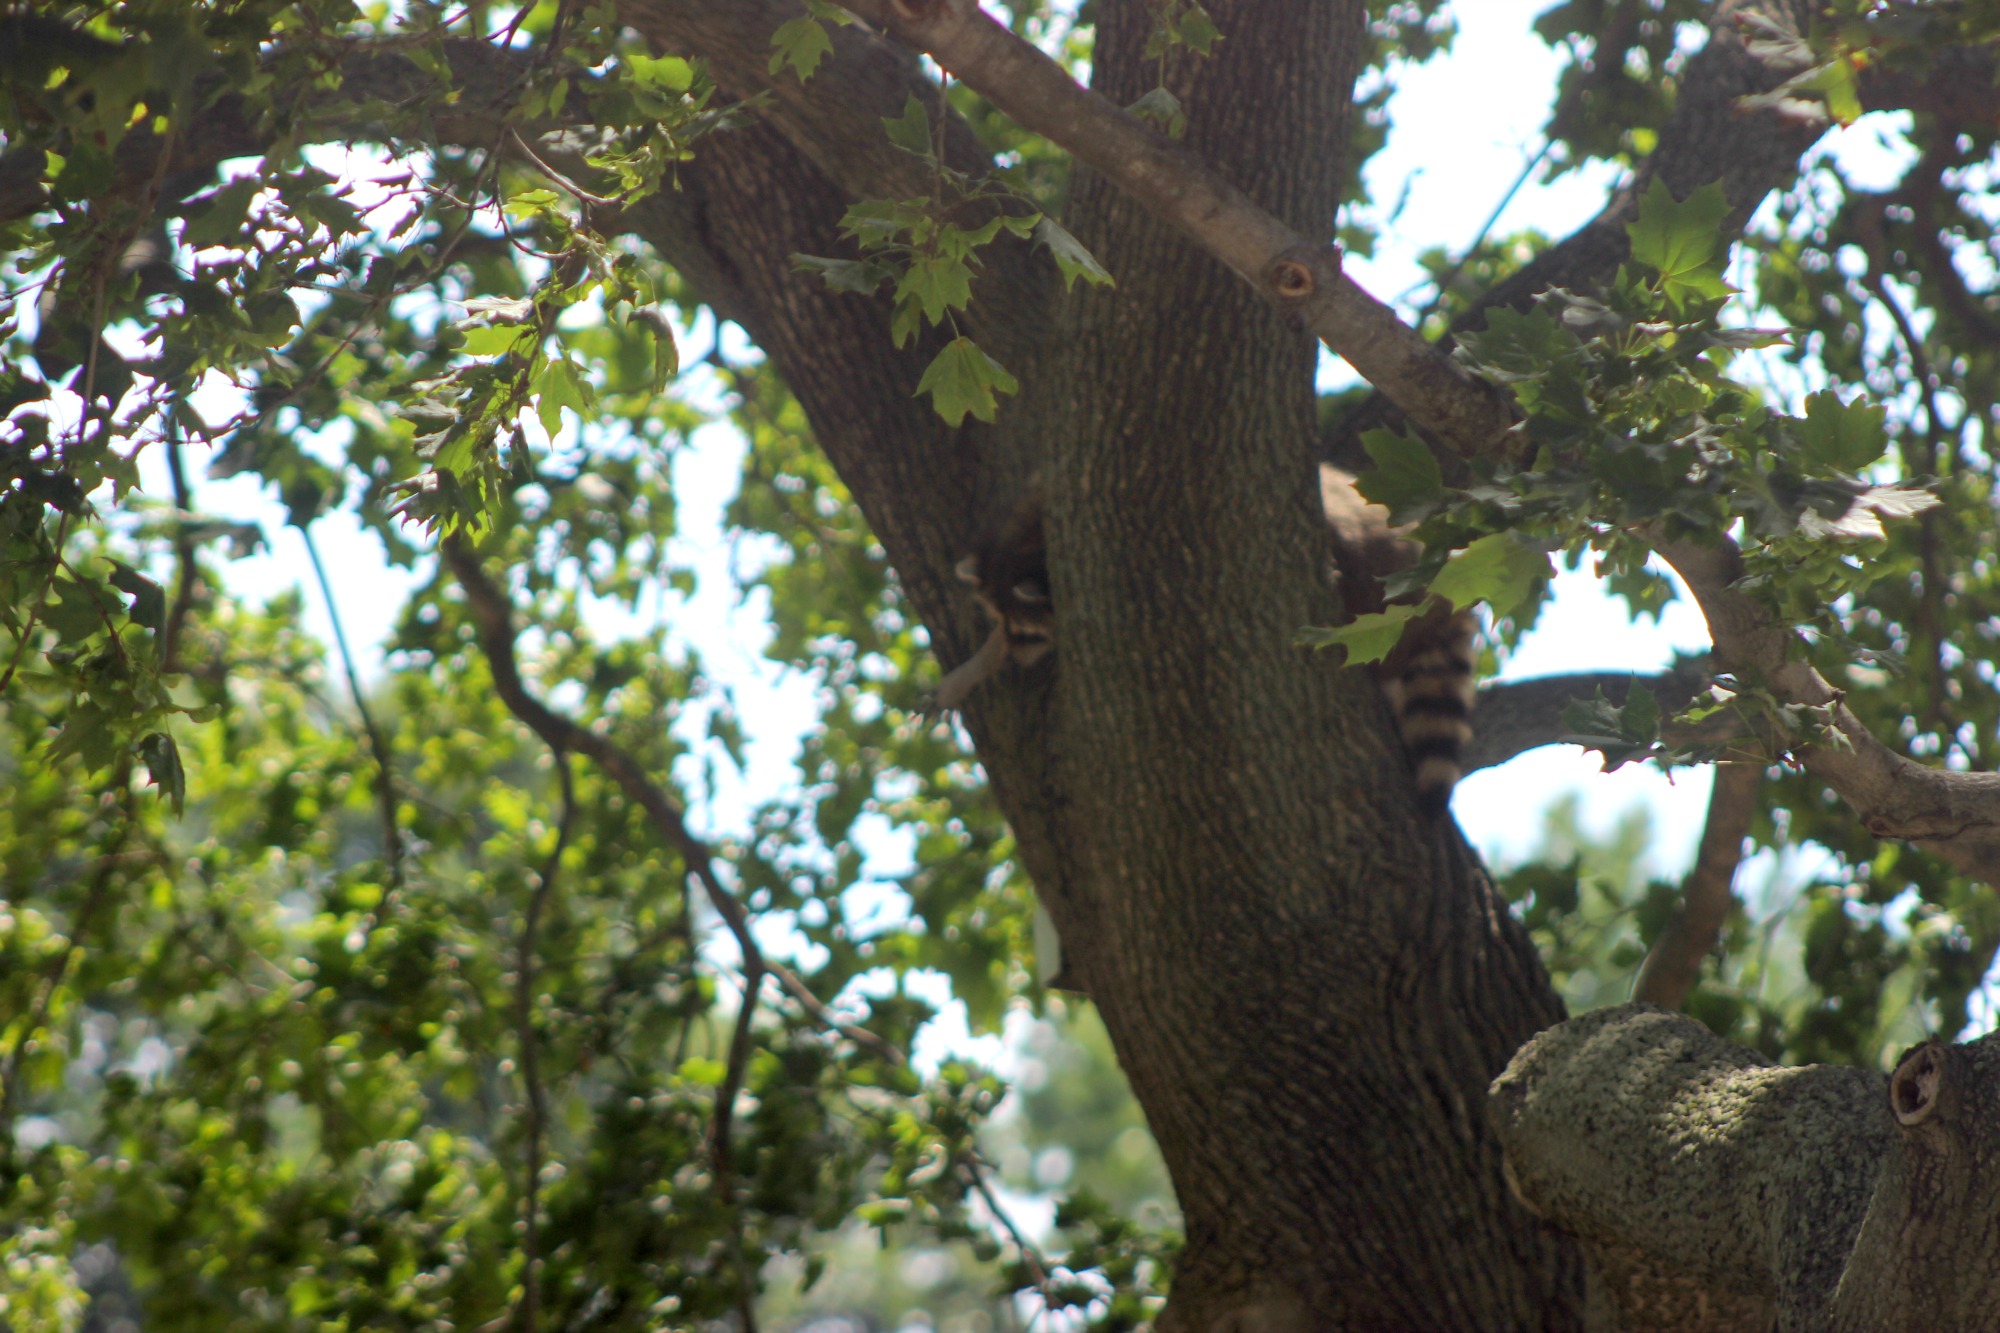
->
[1454,306,1575,382]
[1626,179,1733,310]
[626,52,693,92]
[1295,604,1424,665]
[1808,59,1863,126]
[882,93,933,158]
[769,16,834,81]
[678,1056,727,1087]
[1429,533,1551,618]
[1127,88,1187,139]
[460,324,523,358]
[181,175,259,247]
[533,357,592,441]
[792,253,894,296]
[1174,4,1224,54]
[44,578,107,643]
[1800,389,1887,473]
[839,197,928,248]
[897,255,974,326]
[1355,430,1442,522]
[915,337,1019,425]
[106,560,165,633]
[1560,687,1660,772]
[1035,217,1114,290]
[137,731,185,814]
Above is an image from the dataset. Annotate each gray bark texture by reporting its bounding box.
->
[1491,1004,2000,1333]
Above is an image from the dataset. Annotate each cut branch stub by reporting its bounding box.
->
[1268,243,1336,303]
[1490,1004,2000,1333]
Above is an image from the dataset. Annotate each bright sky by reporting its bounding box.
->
[131,1,1932,1053]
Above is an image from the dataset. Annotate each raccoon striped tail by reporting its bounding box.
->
[1381,606,1477,816]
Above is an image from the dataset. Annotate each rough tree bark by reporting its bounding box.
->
[631,3,1579,1321]
[611,1,2000,1327]
[1493,1005,2000,1333]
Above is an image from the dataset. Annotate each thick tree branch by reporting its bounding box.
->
[838,0,1519,459]
[624,0,1054,369]
[1464,664,1717,775]
[1491,1004,2000,1332]
[1630,762,1760,1009]
[1326,3,2000,469]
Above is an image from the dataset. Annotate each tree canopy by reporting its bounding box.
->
[4,1,2000,1329]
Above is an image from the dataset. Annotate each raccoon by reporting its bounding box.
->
[936,469,1477,815]
[932,489,1053,710]
[1319,465,1477,816]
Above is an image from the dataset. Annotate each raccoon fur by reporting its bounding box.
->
[933,489,1053,710]
[936,469,1477,815]
[1320,465,1476,815]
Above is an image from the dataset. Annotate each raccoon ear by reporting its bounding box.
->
[954,554,982,585]
[1011,579,1050,604]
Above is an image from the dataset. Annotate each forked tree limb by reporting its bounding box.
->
[1491,1004,2000,1332]
[1656,536,2000,884]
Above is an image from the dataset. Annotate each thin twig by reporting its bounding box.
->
[513,749,574,1333]
[509,129,621,207]
[443,535,774,1323]
[1863,266,1963,756]
[161,407,200,673]
[1411,139,1552,330]
[1631,763,1762,1008]
[299,522,406,890]
[714,964,765,1333]
[964,1157,1054,1305]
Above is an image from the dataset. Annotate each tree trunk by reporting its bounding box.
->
[624,1,1586,1323]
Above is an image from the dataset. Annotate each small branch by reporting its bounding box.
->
[964,1156,1054,1308]
[508,128,622,207]
[442,533,905,1064]
[299,522,405,891]
[513,750,575,1333]
[443,536,773,1325]
[838,0,1518,460]
[1631,763,1762,1009]
[714,965,765,1333]
[1464,666,1716,776]
[161,408,200,672]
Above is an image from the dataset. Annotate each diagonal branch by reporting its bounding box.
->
[1630,762,1761,1009]
[439,535,906,1065]
[837,0,1519,459]
[301,522,406,892]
